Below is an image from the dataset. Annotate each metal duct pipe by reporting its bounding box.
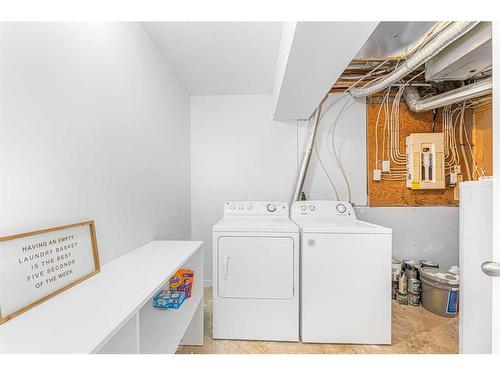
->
[291,99,325,202]
[349,21,479,97]
[404,78,492,112]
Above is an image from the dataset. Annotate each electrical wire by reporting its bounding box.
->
[374,87,391,169]
[328,98,355,202]
[311,86,361,202]
[313,141,340,200]
[461,103,483,179]
[310,94,352,201]
[458,101,472,180]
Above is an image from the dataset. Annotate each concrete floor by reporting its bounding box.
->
[177,288,458,354]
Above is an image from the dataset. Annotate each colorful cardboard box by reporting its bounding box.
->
[169,269,194,298]
[152,290,186,309]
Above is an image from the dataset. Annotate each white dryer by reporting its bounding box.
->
[291,200,392,345]
[213,201,299,341]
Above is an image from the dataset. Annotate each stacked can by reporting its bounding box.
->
[391,259,401,300]
[393,259,440,307]
[396,260,409,304]
[406,265,421,306]
[397,270,408,304]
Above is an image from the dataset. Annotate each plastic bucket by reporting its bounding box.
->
[420,268,459,317]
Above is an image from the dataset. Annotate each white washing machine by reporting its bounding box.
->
[291,200,392,345]
[212,201,299,341]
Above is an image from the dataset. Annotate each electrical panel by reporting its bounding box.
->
[406,133,445,190]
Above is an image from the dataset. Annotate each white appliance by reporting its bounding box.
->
[459,180,493,353]
[291,200,392,344]
[212,201,299,341]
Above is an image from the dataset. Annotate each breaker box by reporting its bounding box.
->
[406,133,445,190]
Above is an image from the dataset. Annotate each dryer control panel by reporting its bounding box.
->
[224,201,289,217]
[291,201,357,220]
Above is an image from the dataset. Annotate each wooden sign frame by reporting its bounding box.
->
[0,221,100,325]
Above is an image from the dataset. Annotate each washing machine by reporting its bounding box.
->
[212,201,299,341]
[291,200,392,344]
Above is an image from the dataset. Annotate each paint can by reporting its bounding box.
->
[408,277,421,293]
[392,269,400,282]
[396,293,408,305]
[405,265,418,280]
[398,271,408,294]
[402,260,415,272]
[392,279,399,300]
[419,260,439,269]
[408,292,421,306]
[392,259,402,281]
[420,268,459,317]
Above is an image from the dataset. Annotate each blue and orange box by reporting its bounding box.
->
[152,290,186,309]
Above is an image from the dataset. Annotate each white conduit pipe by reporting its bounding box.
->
[403,78,492,113]
[348,21,479,98]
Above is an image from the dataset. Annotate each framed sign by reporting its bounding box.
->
[0,221,100,324]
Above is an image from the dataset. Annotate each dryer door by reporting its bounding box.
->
[217,236,294,299]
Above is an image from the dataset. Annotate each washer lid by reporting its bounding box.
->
[213,217,299,233]
[292,219,391,234]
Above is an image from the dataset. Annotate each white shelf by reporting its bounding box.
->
[140,293,203,353]
[0,240,204,354]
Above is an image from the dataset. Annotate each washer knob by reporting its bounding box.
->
[247,204,253,210]
[266,203,277,212]
[300,205,307,212]
[238,204,244,210]
[309,205,316,211]
[336,203,347,213]
[229,204,236,210]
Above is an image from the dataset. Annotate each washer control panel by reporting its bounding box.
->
[291,201,356,220]
[224,201,289,216]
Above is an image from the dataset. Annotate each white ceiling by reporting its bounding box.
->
[356,21,437,58]
[143,22,283,95]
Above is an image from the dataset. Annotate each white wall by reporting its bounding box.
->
[190,95,297,282]
[0,23,191,264]
[356,207,459,269]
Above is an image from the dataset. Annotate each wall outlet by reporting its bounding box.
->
[381,160,390,172]
[373,169,382,181]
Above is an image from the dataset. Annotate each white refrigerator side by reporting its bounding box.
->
[459,180,493,353]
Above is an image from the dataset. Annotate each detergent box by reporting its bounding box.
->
[169,269,194,298]
[152,290,186,309]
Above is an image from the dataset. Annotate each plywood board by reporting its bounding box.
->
[472,101,493,177]
[367,102,457,207]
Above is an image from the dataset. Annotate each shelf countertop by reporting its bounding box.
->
[0,240,203,353]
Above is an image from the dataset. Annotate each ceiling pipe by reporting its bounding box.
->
[404,78,492,112]
[349,21,479,98]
